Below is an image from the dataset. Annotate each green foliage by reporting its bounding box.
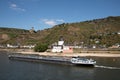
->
[0,27,29,34]
[8,33,18,38]
[34,43,48,52]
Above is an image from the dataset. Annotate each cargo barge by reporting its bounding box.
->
[8,53,96,66]
[8,53,71,64]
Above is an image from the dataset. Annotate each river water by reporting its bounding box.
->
[0,52,120,80]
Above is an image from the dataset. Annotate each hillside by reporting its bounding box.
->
[43,16,120,47]
[0,16,120,47]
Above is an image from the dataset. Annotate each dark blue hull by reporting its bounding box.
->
[8,54,72,65]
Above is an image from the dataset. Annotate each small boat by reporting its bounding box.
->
[70,56,96,66]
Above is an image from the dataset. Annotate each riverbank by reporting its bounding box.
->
[0,49,120,57]
[14,52,120,57]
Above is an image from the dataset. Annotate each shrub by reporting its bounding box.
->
[34,43,48,52]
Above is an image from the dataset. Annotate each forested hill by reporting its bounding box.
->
[0,16,120,47]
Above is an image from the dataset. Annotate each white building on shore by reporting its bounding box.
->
[52,37,73,53]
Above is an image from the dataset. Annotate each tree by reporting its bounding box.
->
[34,43,48,52]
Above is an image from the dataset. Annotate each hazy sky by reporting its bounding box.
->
[0,0,120,30]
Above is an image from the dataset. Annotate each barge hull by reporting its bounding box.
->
[8,54,95,66]
[8,54,72,65]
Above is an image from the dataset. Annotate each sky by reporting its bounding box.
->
[0,0,120,30]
